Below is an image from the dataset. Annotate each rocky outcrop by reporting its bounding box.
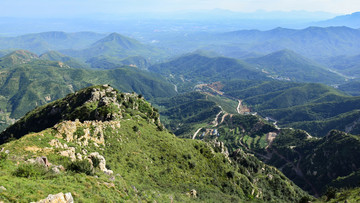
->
[186,189,197,198]
[88,152,113,175]
[33,192,73,203]
[27,156,51,167]
[209,139,231,162]
[53,120,121,147]
[0,84,157,144]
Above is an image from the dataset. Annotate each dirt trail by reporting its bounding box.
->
[220,113,229,125]
[236,100,250,114]
[192,128,202,139]
[213,106,224,127]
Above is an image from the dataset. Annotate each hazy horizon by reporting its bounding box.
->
[0,0,359,35]
[0,0,358,18]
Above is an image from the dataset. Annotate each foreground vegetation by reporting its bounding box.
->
[0,85,309,202]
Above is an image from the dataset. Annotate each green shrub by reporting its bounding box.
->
[13,164,47,178]
[325,187,337,201]
[74,127,85,137]
[68,160,93,175]
[0,152,7,162]
[91,156,100,168]
[0,152,8,167]
[132,125,139,132]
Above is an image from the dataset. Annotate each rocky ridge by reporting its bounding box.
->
[0,84,161,144]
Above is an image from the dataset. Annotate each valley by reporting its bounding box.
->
[0,9,360,202]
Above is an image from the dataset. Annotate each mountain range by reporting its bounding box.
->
[0,32,167,70]
[0,24,360,202]
[245,49,345,84]
[315,12,360,28]
[0,31,106,54]
[0,50,176,132]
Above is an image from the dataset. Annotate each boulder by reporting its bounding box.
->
[33,192,73,203]
[88,152,113,175]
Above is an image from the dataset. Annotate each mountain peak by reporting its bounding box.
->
[0,84,161,144]
[97,32,132,43]
[91,32,141,50]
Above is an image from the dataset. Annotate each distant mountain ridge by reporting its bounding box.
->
[61,32,165,68]
[0,31,106,54]
[315,12,360,28]
[149,53,267,92]
[216,26,360,59]
[245,49,345,84]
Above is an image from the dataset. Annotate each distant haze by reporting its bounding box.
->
[0,0,358,18]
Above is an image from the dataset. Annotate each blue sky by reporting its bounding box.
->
[0,0,358,17]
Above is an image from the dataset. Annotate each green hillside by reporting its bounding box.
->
[0,51,177,132]
[39,51,87,69]
[154,91,239,138]
[267,129,360,195]
[321,54,360,79]
[149,54,267,92]
[338,80,360,96]
[260,96,360,136]
[199,112,360,196]
[0,85,309,202]
[220,80,360,137]
[245,49,345,84]
[86,55,150,70]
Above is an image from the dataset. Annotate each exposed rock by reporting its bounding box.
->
[27,156,51,168]
[64,193,74,203]
[88,152,113,175]
[0,186,6,191]
[60,147,76,161]
[76,153,83,160]
[33,192,73,203]
[55,121,78,142]
[54,120,121,147]
[49,139,64,149]
[186,189,197,198]
[209,139,231,162]
[103,182,115,188]
[51,165,65,174]
[36,156,51,167]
